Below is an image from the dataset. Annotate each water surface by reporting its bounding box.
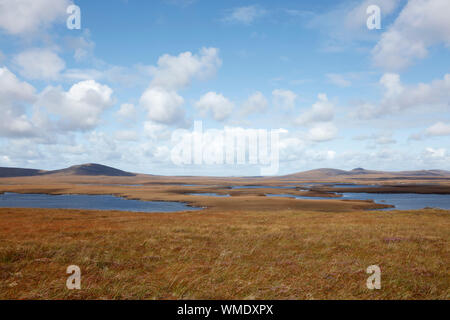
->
[340,192,450,210]
[0,193,201,212]
[266,192,450,210]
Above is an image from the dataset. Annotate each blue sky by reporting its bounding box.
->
[0,0,449,176]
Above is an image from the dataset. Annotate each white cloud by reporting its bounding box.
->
[85,131,121,161]
[307,123,338,142]
[272,89,297,110]
[424,147,446,159]
[305,149,337,161]
[0,0,70,35]
[222,5,266,25]
[372,0,450,70]
[0,67,37,137]
[241,91,268,115]
[354,73,450,119]
[278,136,305,158]
[410,121,450,140]
[140,87,185,124]
[295,94,334,125]
[149,47,221,90]
[139,47,221,125]
[0,67,35,103]
[13,48,65,80]
[144,121,171,141]
[195,91,234,121]
[38,80,114,131]
[426,122,450,137]
[114,130,138,142]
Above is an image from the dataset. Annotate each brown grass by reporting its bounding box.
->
[0,206,448,300]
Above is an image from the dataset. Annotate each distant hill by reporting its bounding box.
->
[0,163,135,177]
[280,168,450,180]
[0,164,449,179]
[0,167,44,178]
[48,163,136,176]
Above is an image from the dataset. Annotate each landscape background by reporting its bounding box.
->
[0,0,449,300]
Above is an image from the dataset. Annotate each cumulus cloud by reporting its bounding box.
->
[222,5,266,25]
[140,87,185,124]
[411,122,450,140]
[295,94,334,125]
[149,47,221,90]
[354,73,450,119]
[241,91,268,116]
[372,0,450,70]
[144,121,171,141]
[140,47,221,125]
[13,48,66,80]
[278,136,307,161]
[38,80,114,131]
[0,67,37,137]
[272,89,297,110]
[307,123,338,142]
[195,92,234,121]
[0,0,70,35]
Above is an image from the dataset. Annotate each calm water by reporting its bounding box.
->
[340,193,450,210]
[266,192,450,210]
[0,193,201,212]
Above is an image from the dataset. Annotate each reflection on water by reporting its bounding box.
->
[0,193,201,212]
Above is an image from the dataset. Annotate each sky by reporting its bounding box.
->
[0,0,449,176]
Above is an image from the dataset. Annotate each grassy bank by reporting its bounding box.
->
[0,207,448,299]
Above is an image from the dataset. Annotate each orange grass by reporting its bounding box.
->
[0,207,448,300]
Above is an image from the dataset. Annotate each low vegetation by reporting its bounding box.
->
[0,207,448,299]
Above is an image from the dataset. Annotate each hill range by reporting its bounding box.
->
[0,163,449,180]
[0,163,135,178]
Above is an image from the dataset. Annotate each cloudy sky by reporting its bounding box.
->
[0,0,449,176]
